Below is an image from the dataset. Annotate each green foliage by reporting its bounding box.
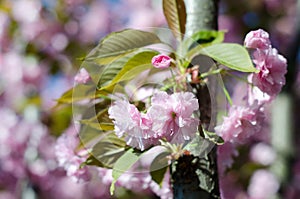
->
[203,130,224,145]
[98,51,158,90]
[184,134,212,157]
[86,133,127,169]
[48,106,72,137]
[80,111,113,131]
[180,30,225,57]
[198,43,257,72]
[150,151,171,186]
[110,148,143,195]
[163,0,186,41]
[55,83,107,106]
[86,29,162,64]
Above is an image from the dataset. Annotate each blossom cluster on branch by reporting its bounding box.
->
[217,29,288,199]
[108,91,199,151]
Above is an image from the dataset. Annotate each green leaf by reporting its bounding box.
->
[86,133,127,169]
[203,130,224,145]
[99,51,158,90]
[55,85,92,104]
[48,106,72,137]
[78,125,103,149]
[54,83,108,106]
[97,53,134,88]
[86,29,162,64]
[198,43,257,72]
[181,30,225,58]
[150,151,170,186]
[80,120,114,131]
[81,61,105,85]
[163,0,186,41]
[191,30,225,45]
[110,148,143,195]
[183,133,215,156]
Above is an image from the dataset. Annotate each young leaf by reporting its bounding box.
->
[150,151,170,186]
[86,29,162,64]
[98,54,133,88]
[110,148,142,195]
[163,0,186,41]
[198,43,257,72]
[99,51,158,90]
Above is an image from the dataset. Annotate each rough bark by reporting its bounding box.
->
[171,0,220,198]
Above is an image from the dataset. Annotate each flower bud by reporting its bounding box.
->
[151,54,171,69]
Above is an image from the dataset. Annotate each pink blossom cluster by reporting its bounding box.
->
[108,91,199,150]
[215,104,264,144]
[55,125,173,199]
[245,29,287,97]
[216,29,287,145]
[216,29,287,199]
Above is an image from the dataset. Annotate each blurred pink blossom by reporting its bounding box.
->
[248,169,279,199]
[215,104,264,144]
[79,1,109,43]
[74,68,91,84]
[55,125,91,182]
[11,0,41,24]
[250,143,276,166]
[0,191,15,199]
[217,142,238,174]
[244,29,271,50]
[151,54,172,69]
[251,48,287,96]
[219,172,246,199]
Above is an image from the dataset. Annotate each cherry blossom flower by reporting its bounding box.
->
[108,99,158,151]
[244,29,271,50]
[215,104,264,144]
[74,68,91,84]
[151,54,172,69]
[148,91,199,144]
[248,83,272,105]
[250,48,287,96]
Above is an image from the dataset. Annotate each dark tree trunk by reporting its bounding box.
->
[171,0,220,198]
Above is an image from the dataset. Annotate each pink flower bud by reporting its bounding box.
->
[244,29,271,49]
[74,68,91,84]
[151,54,171,69]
